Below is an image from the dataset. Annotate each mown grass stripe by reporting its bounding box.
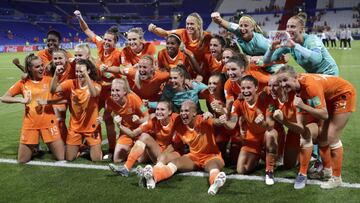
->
[1,158,359,189]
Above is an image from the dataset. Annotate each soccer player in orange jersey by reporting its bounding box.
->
[37,30,73,68]
[108,101,183,177]
[121,27,156,66]
[1,54,64,163]
[103,55,169,102]
[224,75,279,185]
[276,65,356,189]
[157,34,199,79]
[46,48,76,142]
[202,35,226,79]
[148,12,212,64]
[268,75,300,169]
[51,59,103,161]
[200,74,241,165]
[140,100,227,195]
[75,10,124,159]
[104,78,149,163]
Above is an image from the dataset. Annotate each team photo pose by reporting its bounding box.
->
[157,33,199,79]
[224,75,279,185]
[51,59,103,161]
[264,13,339,76]
[1,54,65,163]
[275,65,356,189]
[141,100,227,195]
[108,100,183,177]
[104,78,149,163]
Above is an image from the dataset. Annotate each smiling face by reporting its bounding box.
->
[103,33,116,51]
[276,72,297,93]
[240,80,257,103]
[180,101,197,125]
[52,51,67,66]
[208,75,220,95]
[169,71,184,91]
[268,76,280,100]
[209,38,223,59]
[111,80,127,102]
[186,16,199,36]
[47,34,60,53]
[222,49,234,64]
[29,58,44,80]
[75,64,89,83]
[239,18,254,40]
[166,36,180,57]
[138,58,154,81]
[74,47,90,62]
[155,102,172,121]
[225,62,244,82]
[127,32,142,52]
[286,18,303,42]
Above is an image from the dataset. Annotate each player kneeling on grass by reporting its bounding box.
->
[223,75,279,186]
[140,100,227,195]
[108,100,184,177]
[275,65,356,189]
[50,59,103,161]
[103,78,149,164]
[0,54,65,163]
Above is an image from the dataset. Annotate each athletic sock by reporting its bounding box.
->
[209,169,220,185]
[330,141,343,177]
[124,140,146,170]
[153,162,177,183]
[319,145,332,169]
[299,147,313,176]
[265,153,276,172]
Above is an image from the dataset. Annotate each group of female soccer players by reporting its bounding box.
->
[0,10,356,195]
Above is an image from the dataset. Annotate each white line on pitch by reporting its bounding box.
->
[1,158,359,189]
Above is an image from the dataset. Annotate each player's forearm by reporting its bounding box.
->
[299,105,328,120]
[282,119,305,134]
[84,74,99,97]
[294,44,322,64]
[150,26,168,37]
[0,95,24,104]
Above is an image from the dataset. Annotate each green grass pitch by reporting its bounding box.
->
[0,44,359,202]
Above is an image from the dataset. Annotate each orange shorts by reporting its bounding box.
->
[20,126,61,145]
[241,131,264,155]
[327,91,356,114]
[67,128,102,146]
[117,134,136,147]
[184,152,224,169]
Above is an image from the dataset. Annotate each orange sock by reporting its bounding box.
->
[209,169,220,185]
[153,164,175,183]
[265,153,276,172]
[319,145,332,169]
[124,141,146,170]
[299,147,312,176]
[331,145,343,177]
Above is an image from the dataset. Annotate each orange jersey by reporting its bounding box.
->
[105,92,149,129]
[172,29,212,63]
[297,74,355,113]
[224,79,241,100]
[92,36,122,67]
[157,48,197,78]
[278,92,297,123]
[199,89,225,116]
[203,53,224,75]
[232,92,276,135]
[140,113,180,149]
[37,49,73,67]
[60,79,101,132]
[121,42,156,66]
[45,63,75,83]
[7,76,57,129]
[174,115,220,155]
[126,68,169,101]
